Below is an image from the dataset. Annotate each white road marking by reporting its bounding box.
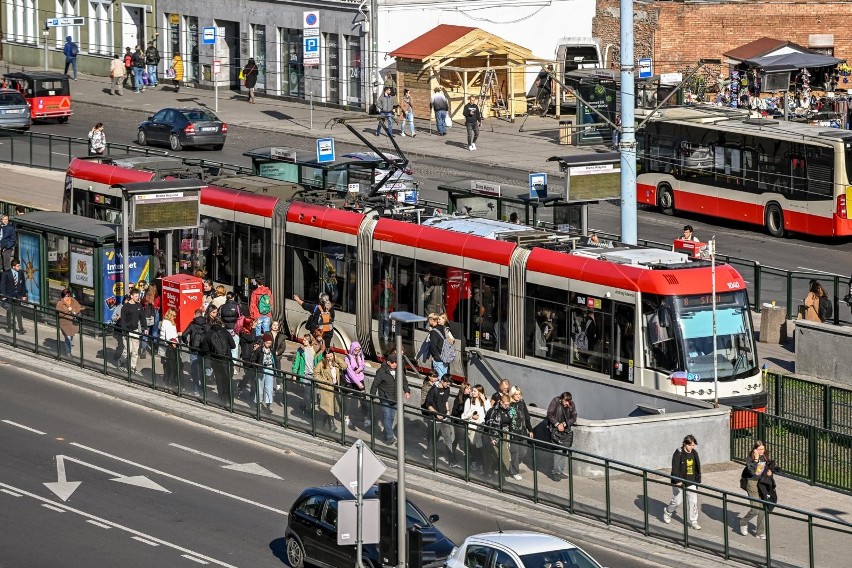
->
[132,536,160,546]
[0,482,238,568]
[41,503,65,513]
[796,266,838,275]
[45,454,169,502]
[2,419,46,435]
[71,443,288,515]
[182,555,210,565]
[1,488,22,497]
[169,443,283,479]
[86,519,111,529]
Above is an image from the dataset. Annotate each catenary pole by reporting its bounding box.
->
[619,0,637,245]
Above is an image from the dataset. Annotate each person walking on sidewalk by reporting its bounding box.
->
[145,41,161,88]
[662,434,703,530]
[242,58,259,103]
[376,87,395,137]
[430,87,449,136]
[132,46,146,93]
[170,54,184,92]
[63,36,79,80]
[738,440,775,539]
[109,54,125,95]
[123,47,135,90]
[88,123,106,156]
[463,95,482,151]
[400,89,416,137]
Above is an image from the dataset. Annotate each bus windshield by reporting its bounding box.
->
[676,291,756,381]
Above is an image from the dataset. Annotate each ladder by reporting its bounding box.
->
[478,69,508,119]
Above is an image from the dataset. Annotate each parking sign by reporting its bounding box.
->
[303,36,320,66]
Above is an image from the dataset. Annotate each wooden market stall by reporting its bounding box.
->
[388,24,535,123]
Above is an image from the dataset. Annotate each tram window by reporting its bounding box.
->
[319,243,353,311]
[234,224,269,299]
[413,262,447,319]
[285,234,322,302]
[373,253,399,343]
[642,295,680,373]
[525,283,568,364]
[568,293,610,374]
[203,218,234,287]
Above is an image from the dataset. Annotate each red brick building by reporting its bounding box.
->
[593,0,851,75]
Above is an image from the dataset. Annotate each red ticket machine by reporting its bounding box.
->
[161,274,203,333]
[673,239,707,259]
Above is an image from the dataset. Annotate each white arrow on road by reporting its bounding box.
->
[169,443,282,479]
[44,455,170,502]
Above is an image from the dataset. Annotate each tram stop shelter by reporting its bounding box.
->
[388,24,535,122]
[13,211,154,324]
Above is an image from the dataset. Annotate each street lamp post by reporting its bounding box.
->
[389,311,426,568]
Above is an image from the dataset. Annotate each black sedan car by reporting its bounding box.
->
[137,107,227,151]
[285,485,454,568]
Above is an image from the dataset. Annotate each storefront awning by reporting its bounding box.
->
[745,52,842,72]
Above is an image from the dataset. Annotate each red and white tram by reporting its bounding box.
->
[65,156,766,409]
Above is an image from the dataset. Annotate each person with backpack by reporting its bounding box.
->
[427,312,455,380]
[202,316,236,405]
[138,285,160,359]
[123,47,135,90]
[63,36,79,80]
[132,45,146,94]
[145,41,160,88]
[801,279,829,323]
[182,309,210,394]
[294,293,335,350]
[220,291,242,362]
[116,288,143,372]
[249,274,273,337]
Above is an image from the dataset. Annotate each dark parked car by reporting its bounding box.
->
[285,484,454,568]
[0,89,32,130]
[137,107,227,151]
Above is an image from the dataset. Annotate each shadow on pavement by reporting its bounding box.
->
[269,537,288,565]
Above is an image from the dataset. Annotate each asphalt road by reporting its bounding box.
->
[9,101,852,311]
[0,363,671,568]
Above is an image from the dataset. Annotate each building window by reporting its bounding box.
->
[251,24,266,90]
[184,16,199,81]
[344,35,362,105]
[166,13,180,63]
[55,0,79,49]
[280,27,303,98]
[323,32,340,105]
[88,1,112,55]
[5,0,38,45]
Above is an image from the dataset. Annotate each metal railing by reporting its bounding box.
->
[765,371,852,436]
[1,297,850,567]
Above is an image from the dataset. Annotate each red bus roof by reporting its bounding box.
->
[286,201,363,235]
[526,247,747,295]
[373,217,516,266]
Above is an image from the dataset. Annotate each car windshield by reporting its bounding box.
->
[181,110,218,122]
[405,500,429,527]
[0,93,26,105]
[520,547,602,568]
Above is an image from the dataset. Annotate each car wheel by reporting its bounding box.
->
[286,536,305,568]
[57,116,69,124]
[658,184,674,216]
[764,202,785,238]
[211,144,224,151]
[169,133,183,152]
[137,130,147,146]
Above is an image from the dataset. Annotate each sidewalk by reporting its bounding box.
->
[11,64,602,176]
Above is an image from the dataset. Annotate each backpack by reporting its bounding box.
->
[440,329,456,364]
[305,306,319,332]
[233,315,246,335]
[818,296,833,322]
[142,304,156,328]
[220,300,240,324]
[208,328,230,355]
[69,43,79,57]
[124,54,132,68]
[257,292,272,315]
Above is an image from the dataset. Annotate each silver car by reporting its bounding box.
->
[446,531,605,568]
[0,89,32,131]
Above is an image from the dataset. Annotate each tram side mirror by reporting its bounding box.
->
[657,306,672,328]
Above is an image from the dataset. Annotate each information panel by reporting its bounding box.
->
[130,192,200,232]
[566,163,620,200]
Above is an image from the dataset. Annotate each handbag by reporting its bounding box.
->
[239,69,245,80]
[166,68,176,79]
[444,114,453,128]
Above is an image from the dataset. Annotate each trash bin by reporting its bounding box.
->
[759,304,787,344]
[559,120,573,145]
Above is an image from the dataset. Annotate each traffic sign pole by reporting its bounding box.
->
[356,441,365,568]
[214,40,218,113]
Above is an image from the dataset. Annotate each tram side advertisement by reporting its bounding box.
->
[101,244,153,323]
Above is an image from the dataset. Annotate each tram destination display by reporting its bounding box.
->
[130,192,200,232]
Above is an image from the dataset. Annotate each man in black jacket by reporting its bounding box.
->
[183,309,210,393]
[483,394,511,478]
[0,215,17,270]
[145,41,160,87]
[116,288,143,372]
[462,95,483,151]
[427,314,450,380]
[202,317,236,404]
[662,434,702,530]
[546,391,577,481]
[0,258,27,333]
[370,350,410,444]
[424,374,457,467]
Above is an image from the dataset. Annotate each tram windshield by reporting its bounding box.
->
[644,291,757,380]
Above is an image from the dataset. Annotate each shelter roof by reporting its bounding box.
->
[723,37,813,62]
[389,24,533,62]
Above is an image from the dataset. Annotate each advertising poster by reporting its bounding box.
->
[18,232,41,305]
[70,244,94,288]
[101,244,153,323]
[576,80,617,145]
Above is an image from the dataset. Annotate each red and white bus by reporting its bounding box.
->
[636,106,852,238]
[65,155,766,409]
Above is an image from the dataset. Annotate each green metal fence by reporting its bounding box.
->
[1,297,850,567]
[765,371,852,436]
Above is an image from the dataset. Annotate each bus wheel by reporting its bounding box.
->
[765,202,785,238]
[658,185,674,215]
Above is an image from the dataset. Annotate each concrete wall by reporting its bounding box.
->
[795,320,852,388]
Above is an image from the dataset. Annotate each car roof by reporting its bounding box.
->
[297,484,379,500]
[463,531,578,555]
[0,89,26,95]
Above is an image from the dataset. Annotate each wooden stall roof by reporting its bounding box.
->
[389,24,534,63]
[723,37,813,63]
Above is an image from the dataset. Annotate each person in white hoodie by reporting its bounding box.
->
[462,384,491,474]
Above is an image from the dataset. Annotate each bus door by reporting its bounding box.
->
[787,153,809,229]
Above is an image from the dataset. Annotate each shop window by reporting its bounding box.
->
[184,16,199,81]
[324,33,340,105]
[344,35,362,105]
[166,13,181,64]
[252,24,266,90]
[280,27,304,98]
